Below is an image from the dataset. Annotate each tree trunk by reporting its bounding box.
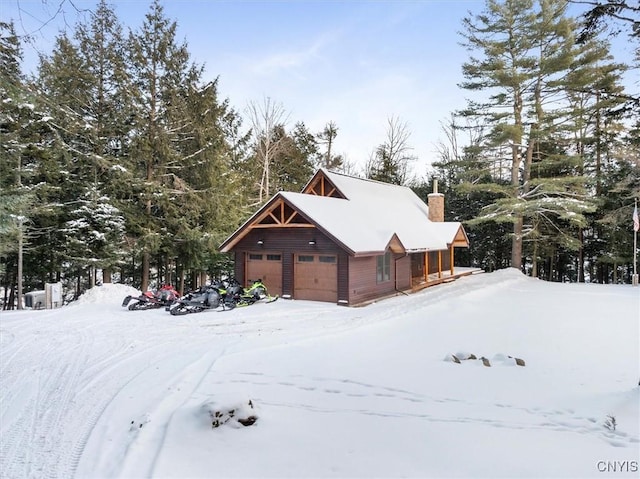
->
[142,251,150,292]
[578,229,585,282]
[512,217,523,270]
[102,268,112,283]
[178,265,185,296]
[17,224,23,310]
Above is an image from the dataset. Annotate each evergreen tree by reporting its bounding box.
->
[429,117,513,271]
[459,0,599,272]
[561,33,628,281]
[316,121,343,169]
[127,0,204,291]
[168,79,248,290]
[63,186,126,279]
[0,21,57,307]
[37,1,130,289]
[270,122,316,192]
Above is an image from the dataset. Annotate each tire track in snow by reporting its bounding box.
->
[0,320,99,479]
[115,347,230,479]
[0,309,214,479]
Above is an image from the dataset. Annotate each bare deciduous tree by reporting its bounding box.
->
[246,97,289,203]
[366,116,416,185]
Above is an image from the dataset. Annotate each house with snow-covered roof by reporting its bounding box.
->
[219,168,471,305]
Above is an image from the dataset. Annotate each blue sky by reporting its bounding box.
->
[3,0,636,176]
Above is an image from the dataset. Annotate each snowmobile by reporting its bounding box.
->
[221,278,278,310]
[122,284,180,311]
[168,280,228,316]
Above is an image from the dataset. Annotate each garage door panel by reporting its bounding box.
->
[247,252,282,296]
[294,254,337,302]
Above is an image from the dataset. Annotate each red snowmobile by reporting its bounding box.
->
[122,284,180,311]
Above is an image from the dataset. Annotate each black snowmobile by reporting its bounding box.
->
[168,280,227,316]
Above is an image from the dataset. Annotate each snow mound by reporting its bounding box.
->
[200,398,259,429]
[76,283,141,305]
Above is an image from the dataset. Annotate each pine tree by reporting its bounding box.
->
[127,0,203,291]
[429,117,513,271]
[168,79,248,290]
[316,121,342,169]
[270,122,316,192]
[37,1,130,289]
[0,21,56,308]
[458,0,599,273]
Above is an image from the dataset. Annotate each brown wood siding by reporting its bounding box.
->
[337,251,349,305]
[395,254,411,290]
[428,251,439,275]
[348,255,397,305]
[441,251,451,271]
[233,252,245,285]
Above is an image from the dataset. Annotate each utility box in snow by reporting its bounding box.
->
[24,290,46,309]
[45,282,63,309]
[24,283,62,309]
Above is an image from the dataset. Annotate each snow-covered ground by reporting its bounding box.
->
[1,269,638,479]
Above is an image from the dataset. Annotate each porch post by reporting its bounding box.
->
[450,246,454,275]
[424,252,429,283]
[438,251,442,279]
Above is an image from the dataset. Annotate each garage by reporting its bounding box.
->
[294,254,337,302]
[246,252,282,296]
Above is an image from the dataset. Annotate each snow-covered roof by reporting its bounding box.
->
[220,169,468,255]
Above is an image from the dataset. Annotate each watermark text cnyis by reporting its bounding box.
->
[596,461,638,473]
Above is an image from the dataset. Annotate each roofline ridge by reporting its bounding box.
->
[323,168,412,190]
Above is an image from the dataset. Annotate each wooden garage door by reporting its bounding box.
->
[246,252,282,296]
[294,254,337,302]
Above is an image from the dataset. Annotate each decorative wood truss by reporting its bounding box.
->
[251,199,315,229]
[303,175,345,198]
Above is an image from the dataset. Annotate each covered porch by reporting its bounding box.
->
[408,246,480,291]
[411,264,483,290]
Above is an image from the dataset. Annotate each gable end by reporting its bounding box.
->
[302,170,346,198]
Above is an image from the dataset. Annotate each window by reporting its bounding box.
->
[267,254,281,261]
[377,252,391,283]
[249,254,263,260]
[298,255,314,262]
[319,256,336,264]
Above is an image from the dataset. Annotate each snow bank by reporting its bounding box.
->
[75,283,140,305]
